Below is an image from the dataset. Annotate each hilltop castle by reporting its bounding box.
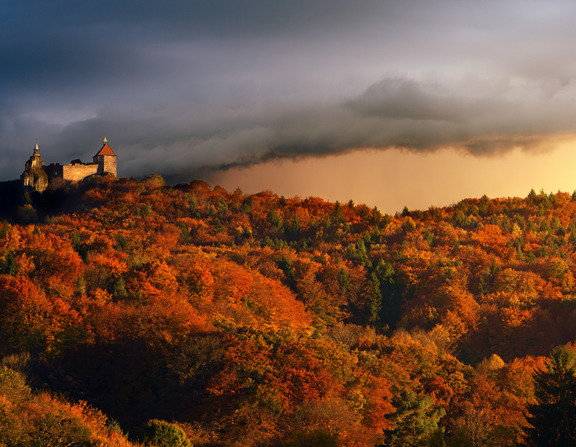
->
[22,138,117,192]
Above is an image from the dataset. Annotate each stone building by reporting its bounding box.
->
[22,138,117,192]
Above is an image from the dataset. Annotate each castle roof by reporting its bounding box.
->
[94,137,116,157]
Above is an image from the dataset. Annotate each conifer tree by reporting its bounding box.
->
[527,346,576,446]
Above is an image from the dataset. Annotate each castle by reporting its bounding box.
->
[22,138,117,192]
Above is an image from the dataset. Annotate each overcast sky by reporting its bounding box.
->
[3,0,576,211]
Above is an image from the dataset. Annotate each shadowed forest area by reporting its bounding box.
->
[2,175,576,445]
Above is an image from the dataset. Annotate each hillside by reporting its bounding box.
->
[2,175,576,445]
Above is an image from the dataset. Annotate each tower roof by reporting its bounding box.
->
[94,137,116,157]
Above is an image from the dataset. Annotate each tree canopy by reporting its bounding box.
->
[1,178,576,445]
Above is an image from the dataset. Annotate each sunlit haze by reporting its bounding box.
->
[212,135,576,213]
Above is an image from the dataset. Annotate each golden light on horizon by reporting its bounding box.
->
[211,134,576,214]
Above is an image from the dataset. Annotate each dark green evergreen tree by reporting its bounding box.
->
[376,260,402,329]
[268,207,283,230]
[527,346,576,446]
[277,254,297,292]
[367,272,382,325]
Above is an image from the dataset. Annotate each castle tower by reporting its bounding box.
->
[93,137,117,177]
[26,143,44,170]
[22,143,48,192]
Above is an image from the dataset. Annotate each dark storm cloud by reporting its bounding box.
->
[349,78,504,123]
[0,0,388,40]
[2,0,576,182]
[96,75,576,183]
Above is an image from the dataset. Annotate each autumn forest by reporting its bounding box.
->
[2,175,576,446]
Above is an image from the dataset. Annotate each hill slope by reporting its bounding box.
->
[1,176,576,445]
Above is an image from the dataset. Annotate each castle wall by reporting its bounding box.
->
[45,163,63,180]
[62,162,98,182]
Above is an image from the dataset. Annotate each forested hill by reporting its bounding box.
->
[2,175,576,446]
